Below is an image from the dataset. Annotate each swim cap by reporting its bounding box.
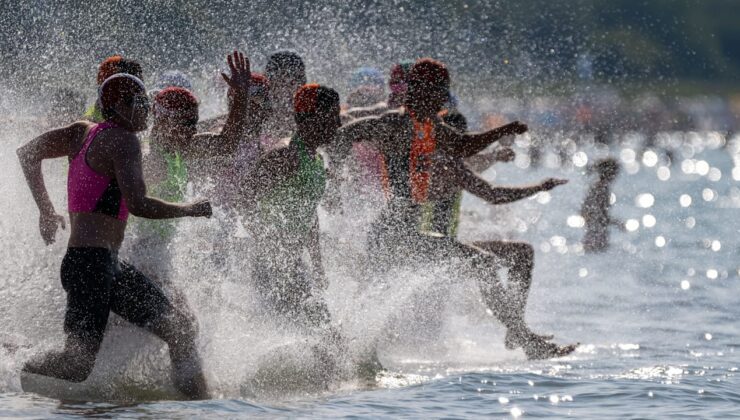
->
[249,72,269,98]
[97,55,144,85]
[349,67,384,91]
[156,70,193,91]
[99,73,147,113]
[389,61,414,87]
[266,50,306,82]
[153,87,199,124]
[408,58,450,88]
[294,84,339,114]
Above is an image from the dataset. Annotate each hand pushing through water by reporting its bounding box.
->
[39,211,65,245]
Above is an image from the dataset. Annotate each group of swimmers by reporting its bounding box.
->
[17,49,582,400]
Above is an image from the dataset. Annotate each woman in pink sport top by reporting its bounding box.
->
[17,73,212,399]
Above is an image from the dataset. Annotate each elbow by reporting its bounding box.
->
[125,198,147,217]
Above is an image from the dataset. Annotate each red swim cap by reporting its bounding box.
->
[98,56,123,85]
[154,87,199,123]
[294,83,340,114]
[408,58,450,88]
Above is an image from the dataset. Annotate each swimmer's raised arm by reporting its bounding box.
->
[112,132,211,219]
[189,50,251,157]
[16,123,85,243]
[443,121,528,158]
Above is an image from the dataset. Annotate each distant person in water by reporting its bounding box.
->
[581,158,623,253]
[17,73,211,399]
[83,55,144,122]
[332,58,575,359]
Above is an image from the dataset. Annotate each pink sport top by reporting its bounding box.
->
[67,122,129,221]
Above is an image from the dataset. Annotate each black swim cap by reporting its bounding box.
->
[99,73,147,119]
[266,50,306,82]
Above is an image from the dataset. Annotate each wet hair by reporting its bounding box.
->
[266,50,306,83]
[408,58,450,88]
[154,87,199,124]
[97,55,144,85]
[294,83,339,115]
[443,110,468,132]
[99,73,146,120]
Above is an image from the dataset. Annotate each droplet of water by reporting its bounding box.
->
[511,407,523,418]
[609,193,617,205]
[498,396,510,404]
[579,268,588,277]
[704,333,712,341]
[549,395,560,404]
[685,217,696,228]
[707,269,718,279]
[681,159,695,174]
[702,188,716,202]
[711,240,721,252]
[681,280,691,290]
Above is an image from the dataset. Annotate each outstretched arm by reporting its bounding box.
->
[444,121,528,158]
[328,115,386,169]
[113,133,211,219]
[16,123,84,244]
[440,156,566,205]
[466,146,516,173]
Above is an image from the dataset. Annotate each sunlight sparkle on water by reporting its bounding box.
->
[695,160,710,176]
[636,193,655,208]
[707,269,718,280]
[680,194,692,207]
[567,215,585,228]
[702,188,716,202]
[510,407,523,418]
[642,214,656,228]
[655,236,666,247]
[681,280,691,290]
[625,219,640,231]
[711,240,721,251]
[657,166,671,181]
[642,150,658,167]
[572,151,588,167]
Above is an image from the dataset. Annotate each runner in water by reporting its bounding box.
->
[125,50,250,314]
[83,55,144,122]
[17,73,211,399]
[581,158,623,253]
[332,58,575,359]
[239,83,339,333]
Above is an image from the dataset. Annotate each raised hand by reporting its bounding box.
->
[221,50,250,96]
[39,212,65,245]
[540,178,568,191]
